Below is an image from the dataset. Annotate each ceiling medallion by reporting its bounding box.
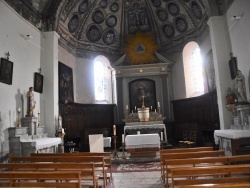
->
[123,32,159,65]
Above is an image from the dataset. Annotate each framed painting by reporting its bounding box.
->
[59,62,74,103]
[34,72,43,93]
[129,78,156,112]
[0,58,13,85]
[229,56,238,80]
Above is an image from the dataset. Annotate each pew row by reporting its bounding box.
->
[0,171,82,188]
[160,146,215,181]
[30,151,112,181]
[0,162,99,188]
[170,164,250,188]
[163,154,250,187]
[160,150,225,185]
[182,182,250,188]
[7,154,107,188]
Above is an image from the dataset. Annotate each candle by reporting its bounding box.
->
[62,128,65,134]
[135,106,137,111]
[155,109,156,112]
[18,108,21,112]
[132,110,133,113]
[151,106,152,110]
[161,132,163,141]
[158,102,160,107]
[126,105,128,110]
[113,125,116,136]
[122,134,124,144]
[38,110,40,113]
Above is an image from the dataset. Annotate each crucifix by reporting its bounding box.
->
[5,52,10,60]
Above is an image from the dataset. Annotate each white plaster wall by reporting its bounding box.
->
[0,1,42,153]
[75,57,95,103]
[170,53,186,100]
[226,0,250,100]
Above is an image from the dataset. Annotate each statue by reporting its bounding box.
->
[233,70,247,103]
[26,87,36,117]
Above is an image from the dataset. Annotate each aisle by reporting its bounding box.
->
[108,171,164,188]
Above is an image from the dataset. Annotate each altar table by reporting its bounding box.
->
[214,129,250,156]
[125,134,160,157]
[124,124,167,142]
[21,137,62,156]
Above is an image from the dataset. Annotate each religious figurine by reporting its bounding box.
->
[233,70,247,103]
[226,87,235,104]
[26,87,36,117]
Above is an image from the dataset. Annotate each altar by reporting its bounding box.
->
[125,134,160,157]
[124,123,167,142]
[214,129,250,156]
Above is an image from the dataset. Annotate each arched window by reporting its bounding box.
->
[94,61,105,101]
[183,41,204,98]
[94,56,112,103]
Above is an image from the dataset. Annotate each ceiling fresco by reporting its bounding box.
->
[4,0,234,63]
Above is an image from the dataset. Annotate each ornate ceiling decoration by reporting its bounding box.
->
[122,32,159,65]
[4,0,235,63]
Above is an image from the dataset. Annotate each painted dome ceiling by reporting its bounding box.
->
[4,0,234,62]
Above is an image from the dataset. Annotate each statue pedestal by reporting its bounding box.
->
[21,117,37,136]
[236,104,250,129]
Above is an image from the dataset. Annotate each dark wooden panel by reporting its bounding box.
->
[59,103,116,151]
[171,89,220,146]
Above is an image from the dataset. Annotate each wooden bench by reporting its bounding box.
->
[0,162,99,188]
[170,164,250,188]
[182,182,250,188]
[7,154,107,188]
[30,151,113,181]
[160,150,225,185]
[163,154,250,187]
[0,171,81,188]
[160,146,214,154]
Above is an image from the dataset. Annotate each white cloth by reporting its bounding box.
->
[124,124,167,142]
[214,129,250,144]
[21,137,62,150]
[103,137,111,147]
[125,133,160,149]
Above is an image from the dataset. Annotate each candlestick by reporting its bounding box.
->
[121,142,126,159]
[161,132,163,141]
[112,135,118,159]
[126,105,128,110]
[158,102,160,107]
[113,125,116,136]
[17,110,21,127]
[18,108,21,112]
[122,134,124,144]
[37,111,40,127]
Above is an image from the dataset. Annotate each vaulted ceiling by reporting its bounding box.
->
[4,0,234,63]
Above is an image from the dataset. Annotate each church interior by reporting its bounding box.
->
[0,0,250,187]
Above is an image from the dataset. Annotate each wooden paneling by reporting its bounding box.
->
[59,103,116,151]
[171,89,219,146]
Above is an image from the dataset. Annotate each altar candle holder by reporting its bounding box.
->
[121,143,126,159]
[112,135,118,159]
[17,110,21,127]
[158,106,161,117]
[37,111,40,127]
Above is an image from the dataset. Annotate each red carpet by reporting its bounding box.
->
[112,162,160,172]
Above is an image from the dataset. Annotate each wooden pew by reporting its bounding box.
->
[182,182,250,188]
[0,171,82,188]
[160,150,225,185]
[0,162,99,188]
[170,164,250,188]
[163,154,250,187]
[160,146,214,181]
[7,155,107,188]
[160,146,214,154]
[30,151,113,181]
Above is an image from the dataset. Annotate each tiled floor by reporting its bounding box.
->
[108,171,164,188]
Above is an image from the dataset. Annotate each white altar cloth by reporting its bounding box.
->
[21,137,62,150]
[125,133,160,149]
[124,124,167,142]
[214,129,250,145]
